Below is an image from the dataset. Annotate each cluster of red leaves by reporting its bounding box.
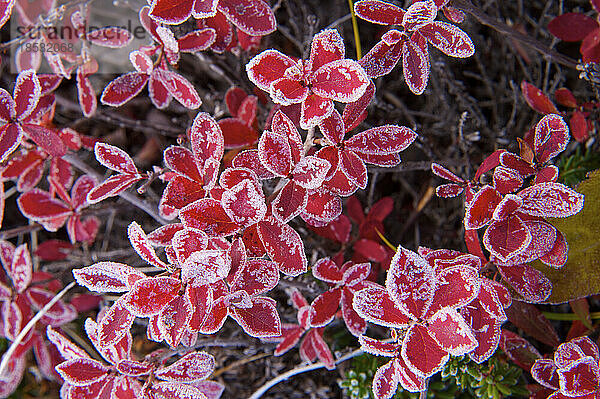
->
[548,0,600,63]
[352,246,513,398]
[522,81,594,143]
[354,0,474,94]
[48,317,222,399]
[531,336,600,398]
[434,114,584,302]
[0,242,79,396]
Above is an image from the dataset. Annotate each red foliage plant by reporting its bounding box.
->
[0,1,593,398]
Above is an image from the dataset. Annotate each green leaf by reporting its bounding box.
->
[534,169,600,303]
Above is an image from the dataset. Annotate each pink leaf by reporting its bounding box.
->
[0,123,23,163]
[46,326,89,361]
[76,70,97,117]
[87,27,132,48]
[17,188,71,221]
[402,0,436,30]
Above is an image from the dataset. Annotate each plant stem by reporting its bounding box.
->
[543,311,600,321]
[347,0,362,59]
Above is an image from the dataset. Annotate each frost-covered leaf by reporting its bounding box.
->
[73,262,145,292]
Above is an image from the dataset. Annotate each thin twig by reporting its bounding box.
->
[452,0,579,70]
[248,348,364,399]
[62,153,169,225]
[0,281,76,379]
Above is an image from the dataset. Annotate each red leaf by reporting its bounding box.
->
[402,40,429,95]
[346,125,417,155]
[155,352,215,382]
[300,93,334,129]
[302,189,342,223]
[518,182,584,218]
[372,358,401,399]
[14,70,41,120]
[531,358,559,389]
[418,22,474,58]
[521,81,558,114]
[230,259,279,296]
[308,29,345,73]
[548,13,599,42]
[310,287,342,327]
[312,258,343,283]
[22,124,66,157]
[97,297,135,347]
[505,301,560,347]
[94,143,138,175]
[358,335,399,357]
[358,38,403,79]
[125,276,181,316]
[86,174,143,204]
[56,358,109,386]
[402,0,436,30]
[161,70,202,109]
[186,283,213,332]
[555,87,578,108]
[534,114,569,163]
[499,329,541,370]
[17,188,71,221]
[128,222,168,269]
[217,0,276,35]
[310,59,369,103]
[182,250,231,284]
[180,198,239,236]
[570,111,589,143]
[401,323,449,377]
[270,77,309,105]
[100,72,149,107]
[386,246,435,320]
[352,286,412,329]
[158,294,192,347]
[427,307,477,356]
[10,244,32,293]
[246,50,297,93]
[231,296,281,338]
[219,118,258,148]
[428,266,479,315]
[46,326,89,361]
[499,263,552,302]
[464,185,502,229]
[76,70,96,117]
[557,356,600,396]
[354,0,405,25]
[149,0,194,24]
[257,217,307,276]
[483,214,531,262]
[148,382,207,399]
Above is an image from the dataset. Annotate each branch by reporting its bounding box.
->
[0,281,76,379]
[62,153,169,225]
[452,0,579,70]
[248,348,364,399]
